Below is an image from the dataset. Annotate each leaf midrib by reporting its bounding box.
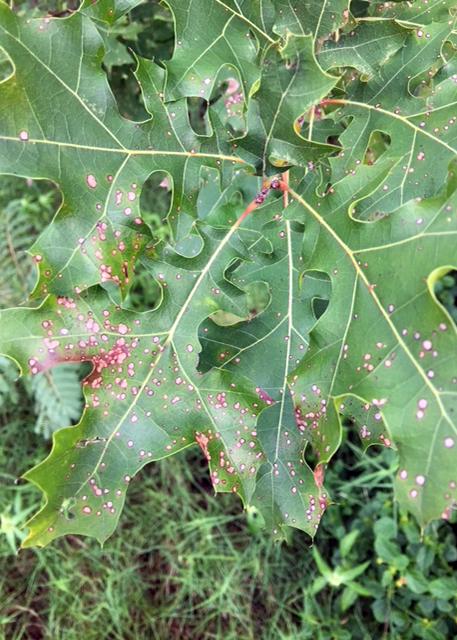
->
[286,184,457,434]
[0,134,246,164]
[333,99,457,156]
[73,202,252,498]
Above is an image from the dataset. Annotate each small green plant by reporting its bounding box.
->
[0,0,456,549]
[0,493,36,554]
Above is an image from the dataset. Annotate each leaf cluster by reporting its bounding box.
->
[0,0,456,547]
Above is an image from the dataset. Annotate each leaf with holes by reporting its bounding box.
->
[0,0,456,546]
[274,2,457,525]
[0,4,244,300]
[198,179,332,538]
[282,156,457,526]
[239,34,338,172]
[319,17,457,218]
[0,174,284,545]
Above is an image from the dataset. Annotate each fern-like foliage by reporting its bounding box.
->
[27,365,85,440]
[0,177,84,438]
[0,201,37,307]
[0,357,20,411]
[0,355,84,442]
[0,178,58,307]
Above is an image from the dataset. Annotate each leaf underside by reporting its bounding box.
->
[0,0,456,547]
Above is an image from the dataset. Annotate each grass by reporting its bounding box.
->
[0,441,311,639]
[2,415,456,639]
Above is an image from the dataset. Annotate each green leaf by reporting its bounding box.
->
[278,4,457,526]
[309,575,327,596]
[81,0,145,24]
[312,544,332,578]
[340,585,358,612]
[320,21,407,80]
[164,0,264,101]
[0,191,275,544]
[319,18,457,219]
[0,0,456,547]
[286,169,457,525]
[366,0,456,22]
[272,0,350,42]
[404,568,429,595]
[339,560,370,582]
[429,577,457,600]
[197,180,332,538]
[239,34,338,172]
[0,4,243,299]
[339,529,360,557]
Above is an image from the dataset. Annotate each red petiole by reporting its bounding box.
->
[237,177,288,224]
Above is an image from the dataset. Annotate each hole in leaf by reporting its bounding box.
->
[108,65,149,121]
[188,75,245,139]
[313,297,330,320]
[434,269,457,326]
[124,263,162,311]
[341,415,354,429]
[327,134,342,148]
[188,97,209,136]
[410,58,443,99]
[125,2,174,62]
[139,171,172,228]
[301,270,331,322]
[303,442,319,469]
[59,496,78,520]
[104,2,174,121]
[120,171,171,311]
[350,0,371,17]
[363,131,391,165]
